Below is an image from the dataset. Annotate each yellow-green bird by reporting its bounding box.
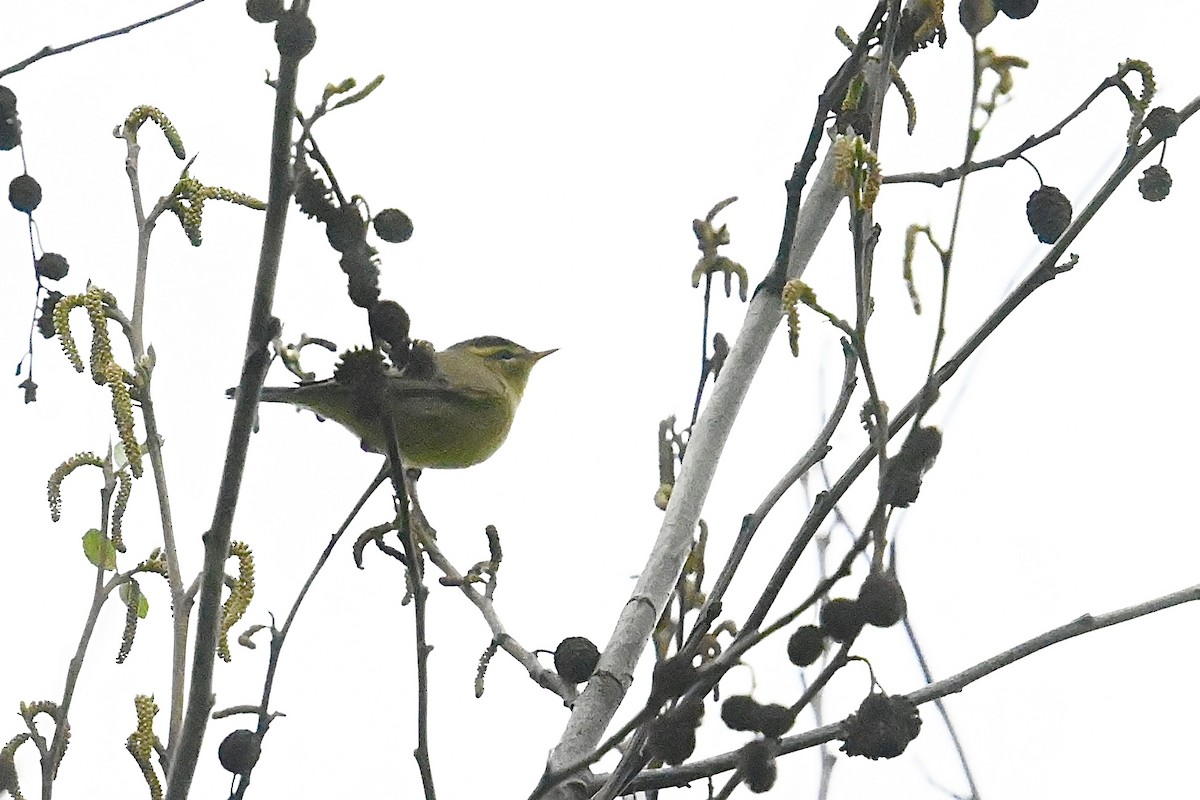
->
[256,336,555,468]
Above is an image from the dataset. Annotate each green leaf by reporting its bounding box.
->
[119,582,150,618]
[82,529,117,570]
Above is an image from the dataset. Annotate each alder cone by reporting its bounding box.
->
[995,0,1038,18]
[1138,165,1172,202]
[857,572,907,628]
[1026,185,1072,244]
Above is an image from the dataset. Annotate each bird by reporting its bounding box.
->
[255,336,555,468]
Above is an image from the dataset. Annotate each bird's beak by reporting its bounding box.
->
[530,348,558,362]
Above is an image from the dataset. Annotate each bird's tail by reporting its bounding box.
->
[257,386,300,403]
[225,386,301,403]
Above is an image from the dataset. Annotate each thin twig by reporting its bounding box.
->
[0,0,209,79]
[231,469,387,799]
[883,70,1135,187]
[44,464,117,794]
[902,615,980,800]
[690,274,714,428]
[917,41,986,418]
[380,443,437,799]
[422,537,575,702]
[116,117,188,758]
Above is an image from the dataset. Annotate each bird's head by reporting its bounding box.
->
[447,336,557,400]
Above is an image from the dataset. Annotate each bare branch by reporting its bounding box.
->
[0,1,209,79]
[884,69,1135,187]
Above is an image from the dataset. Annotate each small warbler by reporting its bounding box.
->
[256,336,555,468]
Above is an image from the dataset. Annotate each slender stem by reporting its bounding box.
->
[689,274,714,428]
[883,72,1132,187]
[921,42,983,397]
[422,538,575,701]
[381,445,436,799]
[141,389,188,754]
[231,469,387,799]
[812,532,837,800]
[902,613,980,799]
[43,468,115,799]
[0,0,209,79]
[119,115,188,755]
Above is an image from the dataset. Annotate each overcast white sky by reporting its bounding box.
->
[2,2,1199,798]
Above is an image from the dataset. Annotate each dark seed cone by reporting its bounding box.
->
[294,163,334,221]
[786,625,826,667]
[0,85,18,151]
[840,692,922,760]
[333,349,389,420]
[755,703,793,738]
[881,424,942,508]
[740,738,778,793]
[218,729,262,775]
[369,300,411,354]
[38,291,63,339]
[646,711,699,766]
[374,208,414,243]
[274,10,316,58]
[245,0,283,22]
[327,206,368,254]
[857,572,908,628]
[36,253,70,281]
[649,654,697,704]
[820,598,865,643]
[959,0,998,36]
[995,0,1038,19]
[1144,106,1180,140]
[553,636,599,684]
[1026,185,1072,244]
[721,695,761,732]
[1139,164,1172,202]
[9,174,42,213]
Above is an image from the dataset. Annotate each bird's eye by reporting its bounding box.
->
[495,350,516,360]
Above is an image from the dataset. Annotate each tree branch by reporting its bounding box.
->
[164,5,306,795]
[883,68,1136,187]
[0,1,209,79]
